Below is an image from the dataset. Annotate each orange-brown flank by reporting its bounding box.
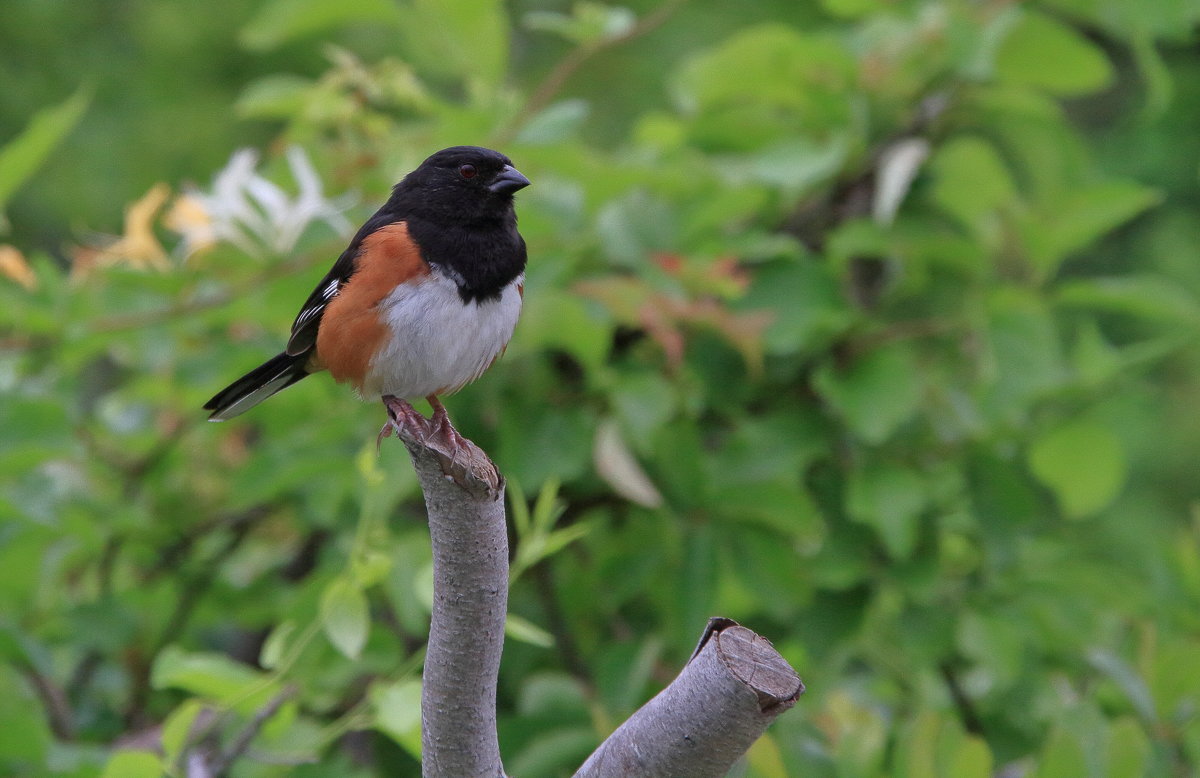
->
[314,222,429,391]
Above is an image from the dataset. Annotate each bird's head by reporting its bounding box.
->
[392,146,530,224]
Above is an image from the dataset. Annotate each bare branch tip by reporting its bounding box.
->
[714,625,804,712]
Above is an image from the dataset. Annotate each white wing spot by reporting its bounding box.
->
[293,278,343,330]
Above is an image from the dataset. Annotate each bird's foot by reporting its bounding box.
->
[380,395,430,449]
[380,395,502,496]
[426,395,469,456]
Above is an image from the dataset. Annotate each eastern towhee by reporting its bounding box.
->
[204,146,530,443]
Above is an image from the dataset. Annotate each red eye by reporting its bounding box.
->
[459,164,477,179]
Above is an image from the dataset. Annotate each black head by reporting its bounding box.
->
[381,146,529,302]
[389,146,530,225]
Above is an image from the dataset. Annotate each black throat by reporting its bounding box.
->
[405,213,527,303]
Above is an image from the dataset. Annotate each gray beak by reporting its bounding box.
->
[488,164,531,194]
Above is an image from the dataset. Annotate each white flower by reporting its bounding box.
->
[173,146,355,259]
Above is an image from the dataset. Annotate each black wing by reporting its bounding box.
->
[284,211,400,356]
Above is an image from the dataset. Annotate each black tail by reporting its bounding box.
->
[204,352,310,421]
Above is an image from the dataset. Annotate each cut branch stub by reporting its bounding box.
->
[715,624,805,713]
[575,618,804,778]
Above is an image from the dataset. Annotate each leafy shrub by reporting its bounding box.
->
[2,0,1199,775]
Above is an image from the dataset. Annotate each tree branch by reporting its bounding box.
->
[18,663,75,741]
[385,408,804,777]
[386,409,508,778]
[575,618,804,778]
[204,685,296,777]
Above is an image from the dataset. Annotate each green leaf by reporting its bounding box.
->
[1035,725,1088,778]
[996,11,1113,96]
[1027,419,1126,519]
[151,645,267,706]
[956,611,1024,688]
[235,75,313,119]
[507,727,600,777]
[1105,716,1150,778]
[499,405,594,487]
[713,136,849,194]
[370,679,422,760]
[0,88,90,226]
[673,25,856,150]
[517,288,611,371]
[320,577,370,660]
[259,620,296,671]
[594,419,663,508]
[846,461,926,559]
[1087,648,1157,724]
[827,690,889,776]
[524,2,635,45]
[1026,181,1161,273]
[1071,320,1122,387]
[161,699,205,767]
[517,673,588,716]
[99,750,161,778]
[595,190,677,267]
[240,0,402,50]
[610,371,677,452]
[929,135,1017,235]
[506,613,555,648]
[679,522,717,638]
[739,260,856,355]
[1057,275,1200,325]
[531,475,564,535]
[0,665,50,763]
[949,735,994,777]
[745,733,788,778]
[981,289,1066,423]
[1130,30,1173,120]
[896,709,992,778]
[398,0,509,87]
[813,342,922,445]
[353,549,395,588]
[512,524,591,583]
[516,99,591,145]
[1050,181,1160,256]
[819,0,884,19]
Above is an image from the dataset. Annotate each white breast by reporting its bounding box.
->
[362,270,523,400]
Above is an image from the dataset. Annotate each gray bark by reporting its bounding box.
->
[574,618,804,777]
[389,413,508,778]
[389,408,805,778]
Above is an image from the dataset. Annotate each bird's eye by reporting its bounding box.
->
[458,164,477,179]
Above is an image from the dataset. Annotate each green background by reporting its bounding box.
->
[2,0,1199,775]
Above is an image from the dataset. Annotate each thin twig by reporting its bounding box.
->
[939,661,984,735]
[125,512,263,727]
[18,664,75,740]
[90,246,335,334]
[494,0,690,145]
[206,685,296,776]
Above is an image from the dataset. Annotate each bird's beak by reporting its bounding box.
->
[488,164,531,194]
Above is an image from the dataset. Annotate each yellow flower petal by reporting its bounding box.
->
[165,193,217,258]
[0,245,37,290]
[82,184,173,276]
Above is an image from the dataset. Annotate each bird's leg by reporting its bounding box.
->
[426,395,468,453]
[381,394,430,448]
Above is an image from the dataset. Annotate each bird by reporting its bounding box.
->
[203,146,530,445]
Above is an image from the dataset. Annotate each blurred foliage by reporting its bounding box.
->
[2,0,1200,775]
